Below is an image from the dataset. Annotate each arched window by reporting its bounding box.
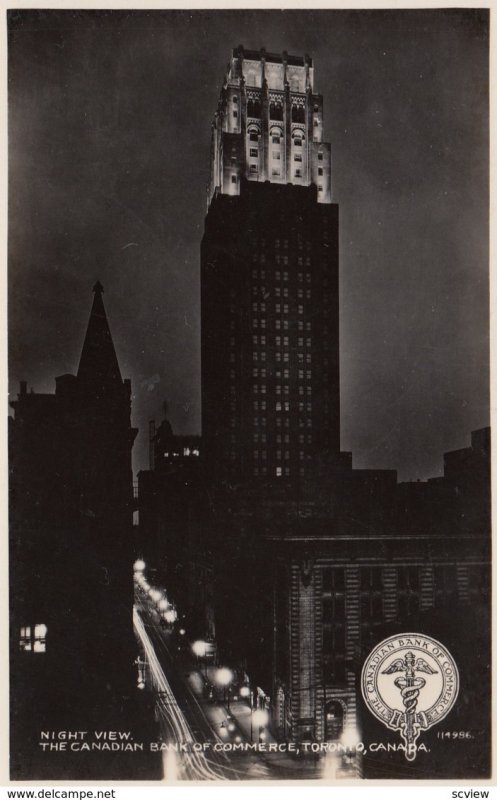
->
[269,102,283,121]
[324,701,344,741]
[292,105,305,124]
[247,126,260,143]
[247,99,261,118]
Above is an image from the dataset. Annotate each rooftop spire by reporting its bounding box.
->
[77,281,122,394]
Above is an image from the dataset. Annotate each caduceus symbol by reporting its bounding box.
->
[382,651,437,759]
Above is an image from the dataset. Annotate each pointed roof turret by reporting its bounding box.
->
[77,281,123,395]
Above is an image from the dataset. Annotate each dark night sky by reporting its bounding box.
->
[8,8,489,481]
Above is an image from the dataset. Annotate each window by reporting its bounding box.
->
[272,169,281,177]
[250,164,258,173]
[276,467,282,477]
[294,154,302,162]
[272,135,280,144]
[318,186,323,193]
[318,152,323,161]
[20,623,47,653]
[295,169,302,178]
[294,138,302,147]
[250,148,258,157]
[249,132,259,142]
[231,175,237,184]
[247,99,261,117]
[318,167,323,176]
[233,96,238,104]
[233,110,238,118]
[273,152,281,160]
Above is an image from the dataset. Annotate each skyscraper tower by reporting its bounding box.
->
[201,46,339,491]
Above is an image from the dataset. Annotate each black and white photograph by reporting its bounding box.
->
[7,5,491,784]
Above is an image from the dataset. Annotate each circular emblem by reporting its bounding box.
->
[361,633,459,761]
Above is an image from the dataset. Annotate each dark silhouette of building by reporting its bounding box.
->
[9,282,160,780]
[202,46,341,493]
[196,46,491,780]
[137,411,214,641]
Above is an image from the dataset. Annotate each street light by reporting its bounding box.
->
[133,559,146,572]
[191,640,208,677]
[215,667,234,712]
[252,708,269,744]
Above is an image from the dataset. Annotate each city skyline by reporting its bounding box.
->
[8,8,489,481]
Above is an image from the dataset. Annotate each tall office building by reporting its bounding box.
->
[201,47,340,490]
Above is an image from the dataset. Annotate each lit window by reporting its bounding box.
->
[20,624,47,653]
[275,320,281,329]
[298,305,304,314]
[276,467,282,477]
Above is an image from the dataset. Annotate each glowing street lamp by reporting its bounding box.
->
[191,640,208,676]
[164,608,177,624]
[158,598,170,611]
[215,667,234,712]
[252,708,269,744]
[133,559,146,572]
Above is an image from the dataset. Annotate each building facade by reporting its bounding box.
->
[270,429,490,778]
[202,47,340,491]
[9,283,160,780]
